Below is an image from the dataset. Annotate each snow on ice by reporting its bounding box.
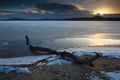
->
[0,66,30,73]
[0,47,120,74]
[100,71,120,80]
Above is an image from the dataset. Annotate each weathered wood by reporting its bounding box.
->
[29,45,57,53]
[25,35,29,45]
[55,51,101,67]
[25,36,101,67]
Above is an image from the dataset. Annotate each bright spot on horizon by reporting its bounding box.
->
[96,11,105,15]
[93,10,107,15]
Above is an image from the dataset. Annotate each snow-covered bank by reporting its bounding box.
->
[46,59,72,66]
[84,71,102,80]
[100,71,120,80]
[0,55,57,65]
[0,47,120,66]
[85,70,120,80]
[59,47,120,58]
[0,47,120,74]
[0,66,30,73]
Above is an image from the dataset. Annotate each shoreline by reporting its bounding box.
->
[0,57,120,80]
[0,47,120,80]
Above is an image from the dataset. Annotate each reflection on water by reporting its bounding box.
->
[39,33,120,49]
[88,33,120,39]
[0,34,120,58]
[0,41,33,58]
[87,33,120,46]
[89,33,107,39]
[41,38,120,50]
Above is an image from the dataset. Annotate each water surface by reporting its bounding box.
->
[0,21,120,57]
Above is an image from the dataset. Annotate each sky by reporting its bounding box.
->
[0,0,120,19]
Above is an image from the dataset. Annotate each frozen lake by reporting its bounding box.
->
[0,21,120,57]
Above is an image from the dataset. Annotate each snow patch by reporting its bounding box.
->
[0,55,57,65]
[84,71,102,80]
[60,47,120,54]
[36,56,59,67]
[0,47,120,67]
[0,66,30,73]
[59,47,120,58]
[46,59,72,66]
[100,71,120,80]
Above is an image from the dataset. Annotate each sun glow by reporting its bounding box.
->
[97,11,105,15]
[93,10,106,15]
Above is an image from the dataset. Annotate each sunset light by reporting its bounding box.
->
[97,11,105,15]
[93,10,106,15]
[0,0,120,79]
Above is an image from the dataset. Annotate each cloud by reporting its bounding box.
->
[0,0,120,14]
[80,0,120,13]
[34,2,79,11]
[33,2,86,13]
[0,10,16,15]
[24,7,38,14]
[50,0,103,5]
[29,2,92,18]
[0,2,93,19]
[97,0,120,13]
[20,2,93,19]
[51,0,120,13]
[23,6,54,14]
[49,0,83,4]
[0,0,119,14]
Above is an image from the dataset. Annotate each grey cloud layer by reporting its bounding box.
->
[33,2,83,12]
[51,0,120,13]
[0,0,119,19]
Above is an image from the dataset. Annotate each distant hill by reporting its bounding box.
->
[0,16,120,21]
[1,18,29,21]
[63,16,120,21]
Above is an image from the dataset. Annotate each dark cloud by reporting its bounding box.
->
[30,2,92,18]
[0,10,17,15]
[50,0,120,13]
[50,0,103,5]
[0,0,42,9]
[0,0,119,19]
[0,0,119,13]
[33,2,85,13]
[34,2,80,11]
[50,0,84,4]
[0,1,93,19]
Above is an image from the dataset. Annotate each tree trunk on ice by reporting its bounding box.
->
[25,36,101,67]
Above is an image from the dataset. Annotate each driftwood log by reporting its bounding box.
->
[25,36,102,67]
